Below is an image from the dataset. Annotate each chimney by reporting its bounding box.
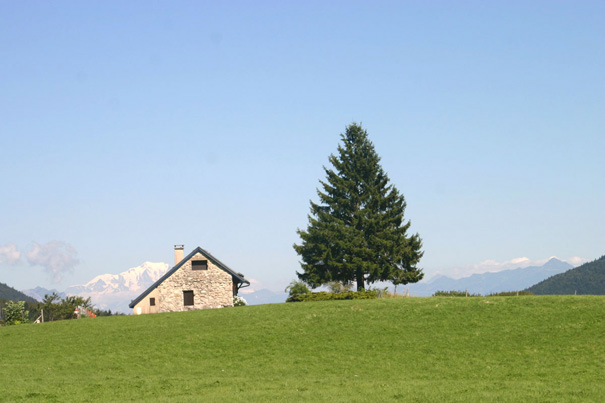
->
[174,245,184,265]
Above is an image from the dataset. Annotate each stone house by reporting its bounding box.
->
[129,245,250,315]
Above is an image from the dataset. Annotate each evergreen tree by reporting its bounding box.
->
[294,123,423,290]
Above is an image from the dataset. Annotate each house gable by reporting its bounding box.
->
[129,247,249,311]
[157,251,233,311]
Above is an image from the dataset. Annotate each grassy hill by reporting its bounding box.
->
[1,296,603,402]
[0,282,38,303]
[526,255,605,295]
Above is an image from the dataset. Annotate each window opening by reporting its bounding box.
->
[183,290,194,306]
[192,260,208,270]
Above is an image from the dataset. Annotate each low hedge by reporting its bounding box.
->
[433,290,534,297]
[432,290,481,297]
[286,290,378,302]
[487,291,534,296]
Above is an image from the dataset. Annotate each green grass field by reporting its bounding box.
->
[1,296,603,402]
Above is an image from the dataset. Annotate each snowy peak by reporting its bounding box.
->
[22,262,170,313]
[81,261,168,293]
[58,262,170,313]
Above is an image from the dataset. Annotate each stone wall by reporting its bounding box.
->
[157,252,234,312]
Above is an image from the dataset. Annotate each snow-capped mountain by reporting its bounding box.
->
[23,262,169,314]
[65,262,169,295]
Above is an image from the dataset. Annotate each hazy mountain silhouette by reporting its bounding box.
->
[525,255,604,295]
[406,258,573,296]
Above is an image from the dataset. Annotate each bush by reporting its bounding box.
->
[286,290,378,302]
[233,296,247,307]
[3,300,29,325]
[326,282,354,293]
[432,290,481,297]
[285,280,310,298]
[487,291,534,296]
[433,290,534,297]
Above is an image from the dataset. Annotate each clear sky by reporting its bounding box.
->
[1,1,603,293]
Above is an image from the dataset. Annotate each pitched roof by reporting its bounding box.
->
[129,247,250,308]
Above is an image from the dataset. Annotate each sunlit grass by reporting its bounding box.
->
[1,296,603,402]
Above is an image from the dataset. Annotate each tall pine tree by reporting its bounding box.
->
[294,123,423,290]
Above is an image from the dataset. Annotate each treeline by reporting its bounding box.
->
[0,282,38,303]
[0,292,115,326]
[525,255,605,295]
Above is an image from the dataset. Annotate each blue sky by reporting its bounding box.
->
[1,1,603,293]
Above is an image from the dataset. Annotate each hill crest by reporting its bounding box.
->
[525,255,605,295]
[0,282,38,303]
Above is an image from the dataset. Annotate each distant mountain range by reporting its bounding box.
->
[15,256,595,312]
[240,288,287,305]
[22,262,169,313]
[405,258,573,296]
[21,286,66,302]
[21,261,286,313]
[64,261,169,296]
[526,255,605,295]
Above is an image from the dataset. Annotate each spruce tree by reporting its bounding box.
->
[294,123,423,290]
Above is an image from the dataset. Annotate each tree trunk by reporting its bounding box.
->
[356,268,365,291]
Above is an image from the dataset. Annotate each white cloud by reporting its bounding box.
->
[27,241,79,283]
[239,278,261,294]
[565,256,590,267]
[0,243,21,265]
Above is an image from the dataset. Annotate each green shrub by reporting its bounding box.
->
[285,280,311,298]
[286,290,378,302]
[326,281,354,293]
[487,291,534,296]
[433,290,534,297]
[432,290,481,297]
[3,300,29,325]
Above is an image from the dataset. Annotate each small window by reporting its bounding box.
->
[192,260,208,270]
[183,290,194,306]
[149,297,155,306]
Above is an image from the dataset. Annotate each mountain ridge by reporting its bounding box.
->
[20,256,585,311]
[1,282,39,303]
[406,258,573,296]
[23,262,170,313]
[525,255,605,295]
[64,261,169,296]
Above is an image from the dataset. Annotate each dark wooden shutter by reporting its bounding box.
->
[183,291,194,306]
[192,260,208,270]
